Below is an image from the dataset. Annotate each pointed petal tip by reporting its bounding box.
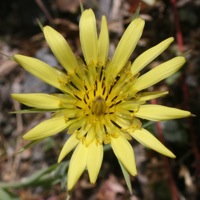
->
[167,37,174,42]
[81,9,95,21]
[22,132,38,141]
[57,156,62,163]
[135,17,145,28]
[14,54,23,62]
[98,14,109,65]
[43,25,79,73]
[80,8,98,65]
[134,105,191,121]
[174,56,186,67]
[43,26,53,35]
[179,56,186,63]
[130,128,177,158]
[43,25,50,31]
[11,93,16,98]
[134,17,145,23]
[107,17,145,82]
[111,136,137,176]
[58,134,79,163]
[171,153,176,159]
[22,116,67,140]
[130,36,175,76]
[87,142,103,184]
[22,134,31,140]
[67,143,88,191]
[82,8,94,14]
[133,56,187,92]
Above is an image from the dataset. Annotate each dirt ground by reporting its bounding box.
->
[0,0,200,199]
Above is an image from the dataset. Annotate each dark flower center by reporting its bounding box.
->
[91,95,106,116]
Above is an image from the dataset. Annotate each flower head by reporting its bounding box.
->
[12,9,191,191]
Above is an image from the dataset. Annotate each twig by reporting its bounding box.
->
[35,0,54,22]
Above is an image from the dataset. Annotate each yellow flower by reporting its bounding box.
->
[12,9,191,191]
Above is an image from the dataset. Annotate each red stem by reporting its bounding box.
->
[171,0,200,175]
[170,0,184,52]
[151,99,179,200]
[182,76,200,174]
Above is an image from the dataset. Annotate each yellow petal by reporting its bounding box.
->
[133,56,186,91]
[134,104,191,121]
[12,93,61,109]
[131,37,174,76]
[87,141,103,183]
[130,128,175,158]
[58,134,79,163]
[43,26,78,74]
[23,116,68,140]
[139,91,169,101]
[67,142,88,191]
[98,16,109,66]
[110,114,132,129]
[14,54,69,93]
[80,9,98,65]
[111,136,137,176]
[106,18,145,82]
[84,128,95,146]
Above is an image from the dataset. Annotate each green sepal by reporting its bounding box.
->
[119,160,132,195]
[66,193,71,200]
[0,188,19,200]
[17,140,41,154]
[37,18,44,31]
[79,0,84,13]
[143,121,155,128]
[10,108,62,114]
[132,3,141,20]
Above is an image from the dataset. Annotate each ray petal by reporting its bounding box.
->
[14,54,69,92]
[67,142,88,191]
[131,37,174,75]
[111,136,137,176]
[132,56,186,91]
[139,91,169,101]
[12,93,62,109]
[98,16,109,66]
[80,9,98,65]
[134,104,191,121]
[43,26,78,74]
[87,141,103,183]
[23,116,68,140]
[106,18,144,82]
[130,128,175,158]
[58,134,79,163]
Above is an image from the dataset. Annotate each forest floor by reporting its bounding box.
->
[0,0,200,199]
